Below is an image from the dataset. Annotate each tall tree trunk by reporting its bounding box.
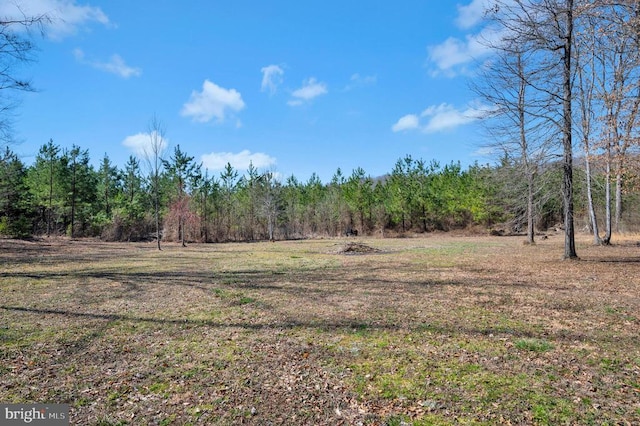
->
[519,51,535,245]
[562,0,577,259]
[576,36,601,246]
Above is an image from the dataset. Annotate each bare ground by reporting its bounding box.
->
[0,234,639,425]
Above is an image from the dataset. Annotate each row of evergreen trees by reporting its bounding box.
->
[1,139,637,242]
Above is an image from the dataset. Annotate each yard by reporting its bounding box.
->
[1,233,638,425]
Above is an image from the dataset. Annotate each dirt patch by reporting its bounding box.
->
[335,242,382,255]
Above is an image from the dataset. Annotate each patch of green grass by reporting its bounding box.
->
[231,406,256,419]
[107,389,128,403]
[74,396,91,408]
[212,287,228,298]
[0,326,19,344]
[148,381,170,394]
[412,414,462,426]
[236,296,255,305]
[599,357,623,372]
[531,394,576,425]
[339,333,525,404]
[158,415,176,426]
[213,287,256,306]
[604,306,618,315]
[604,305,636,322]
[385,414,411,425]
[332,327,560,421]
[0,323,57,352]
[514,338,554,353]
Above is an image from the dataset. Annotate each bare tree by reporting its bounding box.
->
[0,5,50,145]
[474,43,554,244]
[594,2,640,238]
[574,13,603,244]
[490,0,579,259]
[143,115,167,250]
[572,2,640,243]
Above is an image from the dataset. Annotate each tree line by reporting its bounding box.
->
[0,140,501,242]
[1,136,638,244]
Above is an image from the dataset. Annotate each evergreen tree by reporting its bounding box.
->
[192,169,217,242]
[163,145,201,246]
[113,155,147,241]
[63,145,96,238]
[0,147,30,236]
[97,153,120,220]
[343,167,374,234]
[220,163,238,241]
[26,139,63,236]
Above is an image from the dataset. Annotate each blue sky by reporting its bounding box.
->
[5,0,496,182]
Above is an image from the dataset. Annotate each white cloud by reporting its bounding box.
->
[391,114,420,132]
[421,103,480,133]
[201,150,276,171]
[426,0,509,77]
[122,132,168,157]
[427,26,503,77]
[181,80,245,123]
[261,64,284,95]
[456,0,496,29]
[393,102,492,134]
[73,49,141,78]
[0,0,110,40]
[288,77,327,106]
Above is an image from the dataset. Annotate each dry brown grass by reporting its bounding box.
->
[0,233,639,425]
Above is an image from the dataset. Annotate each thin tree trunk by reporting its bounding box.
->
[155,166,161,250]
[70,163,76,239]
[614,171,623,233]
[526,171,535,244]
[47,158,54,237]
[155,183,161,250]
[584,154,602,245]
[603,144,612,245]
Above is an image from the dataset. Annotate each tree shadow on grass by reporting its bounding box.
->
[1,302,630,347]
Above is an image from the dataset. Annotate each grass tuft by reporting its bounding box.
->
[514,338,554,352]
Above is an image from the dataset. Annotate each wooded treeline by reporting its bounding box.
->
[0,139,639,242]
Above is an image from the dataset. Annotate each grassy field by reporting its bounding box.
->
[1,233,639,425]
